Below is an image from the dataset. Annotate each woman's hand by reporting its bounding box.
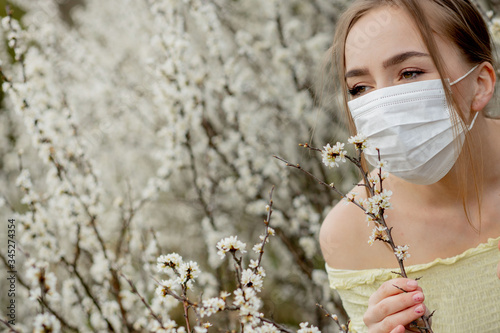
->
[363,278,426,333]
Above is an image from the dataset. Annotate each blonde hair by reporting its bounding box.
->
[332,0,495,230]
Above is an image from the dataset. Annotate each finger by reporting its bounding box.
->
[369,279,420,305]
[389,325,405,333]
[373,303,426,333]
[364,290,424,324]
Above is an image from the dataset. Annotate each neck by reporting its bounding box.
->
[460,115,500,187]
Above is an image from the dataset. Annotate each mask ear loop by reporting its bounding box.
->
[450,64,479,86]
[448,65,480,130]
[467,110,480,130]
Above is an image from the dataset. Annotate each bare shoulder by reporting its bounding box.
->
[319,185,388,270]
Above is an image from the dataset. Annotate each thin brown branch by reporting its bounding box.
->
[317,303,350,333]
[0,318,21,333]
[256,186,275,268]
[183,298,192,333]
[274,155,366,213]
[278,144,433,331]
[185,130,216,229]
[260,317,295,333]
[121,273,165,328]
[60,257,116,332]
[230,252,244,288]
[37,296,79,332]
[274,227,313,279]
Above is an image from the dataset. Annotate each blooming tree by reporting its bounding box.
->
[0,0,357,331]
[1,0,500,331]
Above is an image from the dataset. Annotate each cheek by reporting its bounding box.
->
[450,84,475,118]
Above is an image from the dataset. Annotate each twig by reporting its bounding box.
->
[256,186,275,268]
[273,155,365,212]
[150,276,198,306]
[392,285,409,293]
[121,273,166,329]
[317,303,350,333]
[185,130,217,229]
[231,251,244,288]
[276,142,433,332]
[0,318,21,333]
[60,257,116,332]
[260,317,295,333]
[37,296,79,332]
[183,297,192,333]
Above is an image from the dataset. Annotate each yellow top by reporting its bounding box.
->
[326,236,500,332]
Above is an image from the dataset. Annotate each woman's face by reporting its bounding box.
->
[344,5,473,103]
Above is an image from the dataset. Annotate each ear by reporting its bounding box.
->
[471,62,496,112]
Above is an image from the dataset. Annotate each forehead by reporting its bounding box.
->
[345,6,428,70]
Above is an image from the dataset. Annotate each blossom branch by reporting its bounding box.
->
[0,318,21,333]
[277,137,433,332]
[256,186,275,268]
[121,273,166,329]
[36,295,79,332]
[60,257,117,332]
[317,303,350,333]
[260,317,295,333]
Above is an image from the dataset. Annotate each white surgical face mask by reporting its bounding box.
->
[347,66,479,185]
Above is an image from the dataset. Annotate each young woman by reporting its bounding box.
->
[319,0,500,332]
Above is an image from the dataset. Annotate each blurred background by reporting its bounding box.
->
[0,0,499,332]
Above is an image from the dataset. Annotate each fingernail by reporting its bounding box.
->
[407,280,418,288]
[413,292,424,302]
[415,305,424,314]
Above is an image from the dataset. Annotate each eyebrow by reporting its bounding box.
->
[345,51,430,78]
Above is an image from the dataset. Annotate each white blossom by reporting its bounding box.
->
[33,313,61,333]
[297,322,321,333]
[348,133,369,151]
[15,169,33,190]
[252,243,263,254]
[178,261,200,288]
[255,323,281,333]
[194,326,208,333]
[241,268,264,292]
[249,259,259,269]
[364,189,393,217]
[490,17,500,43]
[299,237,317,259]
[216,236,247,259]
[394,245,411,261]
[321,143,347,168]
[90,251,111,283]
[376,160,389,169]
[156,279,175,298]
[368,225,389,246]
[233,287,263,326]
[157,253,184,273]
[200,297,225,317]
